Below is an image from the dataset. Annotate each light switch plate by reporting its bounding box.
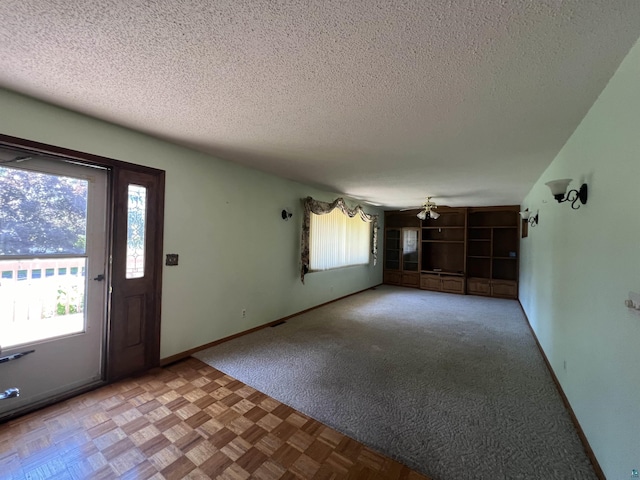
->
[166,254,179,266]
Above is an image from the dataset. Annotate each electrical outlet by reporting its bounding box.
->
[242,308,246,318]
[631,468,639,478]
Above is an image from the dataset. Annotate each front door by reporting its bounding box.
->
[108,168,164,380]
[0,156,108,419]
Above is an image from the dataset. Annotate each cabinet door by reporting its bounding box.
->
[383,270,402,285]
[402,228,419,272]
[467,277,490,296]
[491,280,517,298]
[420,274,441,291]
[384,229,401,270]
[441,276,464,294]
[402,272,420,287]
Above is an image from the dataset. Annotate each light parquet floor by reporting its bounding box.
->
[0,358,431,480]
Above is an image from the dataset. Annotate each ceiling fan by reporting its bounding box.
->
[401,197,440,220]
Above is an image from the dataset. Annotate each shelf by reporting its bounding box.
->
[421,270,464,276]
[469,239,490,242]
[468,255,490,259]
[493,256,517,260]
[421,226,465,230]
[469,225,517,229]
[421,240,464,244]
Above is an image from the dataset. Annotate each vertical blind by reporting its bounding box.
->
[309,208,371,271]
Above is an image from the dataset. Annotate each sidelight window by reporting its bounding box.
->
[126,184,147,279]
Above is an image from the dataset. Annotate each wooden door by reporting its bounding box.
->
[108,168,165,380]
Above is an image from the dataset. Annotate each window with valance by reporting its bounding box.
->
[300,197,378,283]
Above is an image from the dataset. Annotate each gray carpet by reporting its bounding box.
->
[195,285,597,480]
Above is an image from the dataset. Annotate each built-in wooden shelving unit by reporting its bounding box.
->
[383,205,520,298]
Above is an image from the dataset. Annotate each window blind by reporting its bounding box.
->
[309,208,371,271]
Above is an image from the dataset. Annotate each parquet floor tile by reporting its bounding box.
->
[0,358,431,479]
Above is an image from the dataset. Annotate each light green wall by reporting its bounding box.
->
[519,40,640,478]
[0,89,383,359]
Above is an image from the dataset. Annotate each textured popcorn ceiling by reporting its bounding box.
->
[1,1,639,208]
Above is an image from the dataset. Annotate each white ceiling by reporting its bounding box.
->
[1,1,639,209]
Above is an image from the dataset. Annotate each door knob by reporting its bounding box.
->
[93,274,105,281]
[0,388,19,400]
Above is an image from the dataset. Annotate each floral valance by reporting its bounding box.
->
[300,197,378,283]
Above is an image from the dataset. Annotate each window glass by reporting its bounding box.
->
[0,166,87,255]
[126,184,147,279]
[0,258,87,347]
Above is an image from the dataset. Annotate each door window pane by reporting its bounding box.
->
[0,165,92,348]
[0,166,88,255]
[126,184,147,279]
[0,258,87,348]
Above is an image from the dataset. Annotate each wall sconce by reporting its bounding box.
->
[519,209,539,226]
[545,179,588,209]
[281,209,293,221]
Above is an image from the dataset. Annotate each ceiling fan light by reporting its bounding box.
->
[430,210,440,220]
[417,210,427,220]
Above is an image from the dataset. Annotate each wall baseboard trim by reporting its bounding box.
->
[517,301,606,480]
[160,284,382,367]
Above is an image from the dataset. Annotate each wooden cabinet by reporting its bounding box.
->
[441,275,465,293]
[491,279,518,298]
[383,205,520,298]
[384,228,401,282]
[420,273,441,290]
[466,206,519,299]
[421,273,465,293]
[466,277,491,295]
[383,270,401,285]
[384,212,421,288]
[419,207,467,294]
